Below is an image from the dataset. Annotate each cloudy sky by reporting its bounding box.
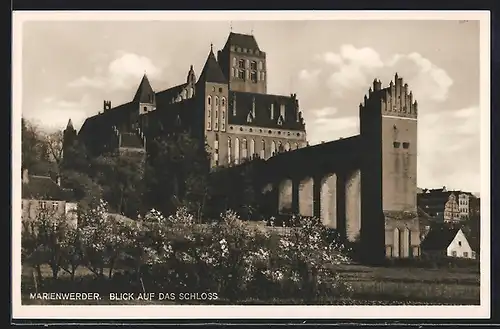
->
[19,17,482,192]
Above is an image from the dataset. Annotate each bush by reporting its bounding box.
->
[21,204,355,303]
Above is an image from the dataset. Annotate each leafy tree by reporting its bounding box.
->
[21,118,54,175]
[144,132,211,219]
[91,152,145,218]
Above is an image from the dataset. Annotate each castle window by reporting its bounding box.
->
[271,141,276,155]
[237,47,241,52]
[250,139,255,157]
[278,141,283,152]
[215,96,219,108]
[238,70,245,80]
[280,104,286,120]
[285,142,291,151]
[403,142,410,149]
[258,61,263,70]
[242,138,248,159]
[297,133,300,137]
[235,138,240,164]
[251,71,257,83]
[240,127,243,131]
[212,87,216,92]
[463,252,468,258]
[207,96,212,107]
[243,48,247,53]
[52,202,59,210]
[228,138,232,164]
[393,141,400,148]
[270,103,274,120]
[238,59,245,69]
[268,130,272,134]
[260,140,265,159]
[207,109,212,131]
[144,106,148,113]
[250,61,257,70]
[40,201,47,210]
[219,87,223,93]
[233,57,237,66]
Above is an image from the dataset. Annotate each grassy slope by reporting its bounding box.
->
[21,263,480,305]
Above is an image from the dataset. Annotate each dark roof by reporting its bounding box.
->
[223,32,260,51]
[228,91,305,131]
[198,48,227,84]
[120,132,144,148]
[420,227,460,251]
[22,175,65,201]
[66,119,74,131]
[133,74,155,103]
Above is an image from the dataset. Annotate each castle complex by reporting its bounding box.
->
[63,32,420,262]
[65,32,307,168]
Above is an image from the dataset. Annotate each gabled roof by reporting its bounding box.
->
[420,227,460,251]
[223,32,260,51]
[133,74,155,103]
[22,175,65,201]
[198,47,227,84]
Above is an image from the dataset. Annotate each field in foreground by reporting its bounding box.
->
[20,263,480,306]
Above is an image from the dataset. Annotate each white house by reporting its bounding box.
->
[420,226,477,259]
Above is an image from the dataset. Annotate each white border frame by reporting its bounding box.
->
[12,10,491,320]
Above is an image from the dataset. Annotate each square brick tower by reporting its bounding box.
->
[359,73,420,262]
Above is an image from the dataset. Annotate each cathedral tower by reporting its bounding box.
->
[217,32,267,94]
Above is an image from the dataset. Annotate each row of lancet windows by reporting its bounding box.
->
[207,96,227,132]
[223,138,299,165]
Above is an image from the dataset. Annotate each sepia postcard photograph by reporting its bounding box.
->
[12,10,491,320]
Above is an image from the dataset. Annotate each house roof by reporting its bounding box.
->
[198,48,227,84]
[420,227,460,251]
[228,91,305,131]
[22,175,65,201]
[223,32,260,51]
[133,74,155,103]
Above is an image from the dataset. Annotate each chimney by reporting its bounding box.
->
[22,168,29,184]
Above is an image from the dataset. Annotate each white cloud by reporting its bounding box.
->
[26,95,92,132]
[68,52,164,91]
[310,45,453,103]
[417,106,480,191]
[303,107,359,145]
[386,52,453,102]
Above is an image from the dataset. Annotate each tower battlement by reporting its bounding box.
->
[360,73,418,119]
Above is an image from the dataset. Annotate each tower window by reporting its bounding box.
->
[393,141,401,148]
[219,87,223,93]
[251,71,257,83]
[238,70,245,79]
[403,142,410,149]
[250,61,257,70]
[232,57,237,66]
[238,59,245,69]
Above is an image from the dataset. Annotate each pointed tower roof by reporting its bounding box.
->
[65,119,75,131]
[133,74,155,103]
[198,46,227,84]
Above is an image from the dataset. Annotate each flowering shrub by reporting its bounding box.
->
[23,200,353,302]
